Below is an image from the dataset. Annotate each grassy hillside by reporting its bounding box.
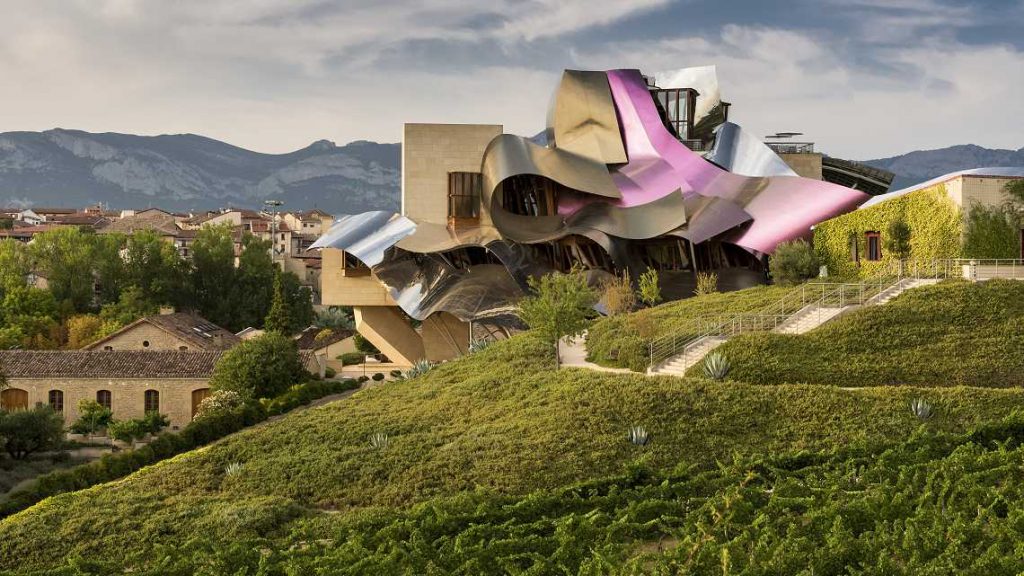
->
[587,284,796,370]
[12,416,1024,574]
[5,333,1024,572]
[705,279,1024,387]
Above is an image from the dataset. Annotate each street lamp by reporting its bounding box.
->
[263,200,284,262]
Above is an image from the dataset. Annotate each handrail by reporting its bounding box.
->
[646,258,1024,372]
[647,278,896,371]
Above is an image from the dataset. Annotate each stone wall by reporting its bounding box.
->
[89,323,190,351]
[402,123,503,225]
[4,377,212,430]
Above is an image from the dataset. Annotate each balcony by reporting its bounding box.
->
[766,142,815,154]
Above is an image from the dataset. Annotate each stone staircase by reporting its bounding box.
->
[648,276,942,377]
[649,336,727,376]
[865,278,940,306]
[773,305,847,335]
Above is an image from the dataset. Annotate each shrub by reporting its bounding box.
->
[107,419,149,443]
[69,400,113,436]
[369,432,390,450]
[771,239,819,284]
[912,398,934,421]
[601,271,636,316]
[404,359,434,380]
[694,271,718,296]
[627,425,649,446]
[358,376,369,383]
[209,332,305,399]
[324,367,337,379]
[638,268,661,307]
[194,390,246,421]
[0,405,64,460]
[143,412,170,435]
[372,373,385,381]
[390,369,403,378]
[702,352,731,381]
[339,352,365,366]
[468,338,491,354]
[353,333,379,355]
[263,379,359,416]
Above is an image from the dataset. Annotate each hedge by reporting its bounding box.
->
[812,183,962,279]
[0,379,358,519]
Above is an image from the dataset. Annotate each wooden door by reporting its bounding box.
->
[1,388,29,411]
[191,388,211,419]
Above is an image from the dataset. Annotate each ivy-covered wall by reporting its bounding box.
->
[813,184,962,278]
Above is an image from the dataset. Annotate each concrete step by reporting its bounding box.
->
[650,336,727,376]
[774,306,846,334]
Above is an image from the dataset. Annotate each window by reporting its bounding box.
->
[144,390,160,413]
[651,88,697,140]
[448,172,482,219]
[96,390,112,410]
[142,340,150,348]
[179,345,188,351]
[849,233,860,262]
[48,390,64,413]
[103,345,113,351]
[866,231,882,261]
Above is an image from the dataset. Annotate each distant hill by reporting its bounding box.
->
[863,144,1024,190]
[0,129,400,214]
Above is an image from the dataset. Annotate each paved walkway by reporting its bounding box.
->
[558,332,634,374]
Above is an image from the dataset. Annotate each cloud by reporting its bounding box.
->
[0,0,1020,160]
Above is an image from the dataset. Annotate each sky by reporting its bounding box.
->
[1,0,1022,159]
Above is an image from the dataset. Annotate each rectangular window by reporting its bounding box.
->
[448,172,482,219]
[866,231,882,261]
[144,390,160,413]
[651,88,697,141]
[48,390,63,413]
[849,234,859,262]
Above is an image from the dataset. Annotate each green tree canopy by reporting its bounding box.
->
[770,240,820,285]
[122,230,187,307]
[209,332,306,399]
[277,271,314,333]
[0,240,31,299]
[189,223,237,328]
[29,227,96,311]
[233,234,276,330]
[516,267,597,369]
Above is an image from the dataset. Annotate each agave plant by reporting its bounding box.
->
[703,352,731,381]
[404,359,434,379]
[468,338,492,354]
[911,398,933,421]
[224,462,244,477]
[628,425,650,446]
[369,432,390,450]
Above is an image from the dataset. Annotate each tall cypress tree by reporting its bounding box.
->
[264,273,293,334]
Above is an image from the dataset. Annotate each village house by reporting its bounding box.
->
[0,350,220,429]
[83,311,241,352]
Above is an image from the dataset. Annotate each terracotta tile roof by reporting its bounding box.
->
[83,312,242,351]
[0,350,222,378]
[102,210,180,236]
[294,327,353,351]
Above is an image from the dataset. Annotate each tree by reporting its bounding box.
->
[99,285,158,328]
[0,240,31,298]
[1,287,61,349]
[885,219,912,275]
[278,272,314,332]
[264,274,293,334]
[233,234,276,330]
[92,233,128,306]
[189,223,237,327]
[29,227,96,311]
[209,332,306,399]
[69,399,113,436]
[770,240,820,285]
[963,205,1019,259]
[637,268,661,307]
[66,315,113,349]
[122,230,187,307]
[517,267,598,369]
[0,405,65,460]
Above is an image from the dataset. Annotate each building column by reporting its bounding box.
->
[353,306,425,367]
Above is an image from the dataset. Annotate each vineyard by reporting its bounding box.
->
[2,280,1024,573]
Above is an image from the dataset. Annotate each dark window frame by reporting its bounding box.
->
[96,389,112,410]
[866,231,882,261]
[48,389,64,413]
[144,390,160,413]
[448,172,482,220]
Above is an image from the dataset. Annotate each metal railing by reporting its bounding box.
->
[647,278,897,371]
[877,258,1024,281]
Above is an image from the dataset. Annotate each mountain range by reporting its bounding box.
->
[0,129,399,214]
[0,129,1021,213]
